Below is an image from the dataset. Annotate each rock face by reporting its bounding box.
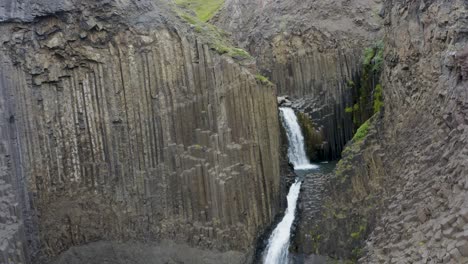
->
[215,0,384,160]
[362,1,468,263]
[302,116,386,260]
[0,1,282,262]
[51,240,247,264]
[300,0,468,263]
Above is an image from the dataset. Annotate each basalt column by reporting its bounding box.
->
[0,7,282,262]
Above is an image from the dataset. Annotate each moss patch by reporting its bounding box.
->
[352,120,370,142]
[373,84,383,113]
[296,112,323,161]
[348,41,384,129]
[254,74,274,86]
[175,0,224,22]
[363,40,384,73]
[175,9,252,60]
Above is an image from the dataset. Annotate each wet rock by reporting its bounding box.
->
[277,96,292,107]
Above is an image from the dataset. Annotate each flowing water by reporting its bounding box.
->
[263,107,319,264]
[278,108,318,171]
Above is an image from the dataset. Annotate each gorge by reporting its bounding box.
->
[263,107,316,264]
[0,0,467,264]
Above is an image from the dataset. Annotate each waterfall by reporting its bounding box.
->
[263,179,302,264]
[279,107,318,170]
[263,107,318,264]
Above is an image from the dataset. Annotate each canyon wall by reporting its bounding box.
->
[0,1,282,262]
[217,0,468,263]
[296,0,468,263]
[363,0,468,262]
[214,0,384,160]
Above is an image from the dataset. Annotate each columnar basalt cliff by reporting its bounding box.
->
[288,0,468,263]
[214,0,384,160]
[362,0,468,262]
[1,0,468,263]
[0,1,282,262]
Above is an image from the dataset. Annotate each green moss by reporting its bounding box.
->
[175,0,224,21]
[352,120,370,142]
[348,41,384,132]
[309,226,323,254]
[230,47,251,58]
[353,103,359,111]
[296,112,323,161]
[373,84,383,113]
[212,43,230,54]
[255,74,274,86]
[363,47,375,67]
[363,40,384,73]
[373,40,384,73]
[175,9,253,60]
[334,212,347,219]
[345,107,353,113]
[350,225,366,240]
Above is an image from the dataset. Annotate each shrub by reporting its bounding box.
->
[363,40,384,73]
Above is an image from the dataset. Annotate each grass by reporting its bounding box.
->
[352,120,370,142]
[255,74,273,86]
[175,0,224,21]
[175,8,252,60]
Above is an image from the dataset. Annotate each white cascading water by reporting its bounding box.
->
[263,179,302,264]
[263,107,318,264]
[279,107,318,170]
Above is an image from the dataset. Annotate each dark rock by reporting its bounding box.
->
[0,1,283,262]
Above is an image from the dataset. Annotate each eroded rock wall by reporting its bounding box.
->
[362,0,468,262]
[0,1,282,262]
[214,0,384,160]
[304,0,468,262]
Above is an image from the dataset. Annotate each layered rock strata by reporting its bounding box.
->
[0,1,282,262]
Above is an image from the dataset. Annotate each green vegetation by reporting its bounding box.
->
[363,40,384,73]
[345,107,353,113]
[255,74,273,86]
[349,40,384,128]
[175,0,224,21]
[352,120,370,142]
[363,47,375,68]
[353,103,359,112]
[296,112,323,161]
[373,84,383,113]
[175,9,252,60]
[309,226,323,254]
[350,225,366,240]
